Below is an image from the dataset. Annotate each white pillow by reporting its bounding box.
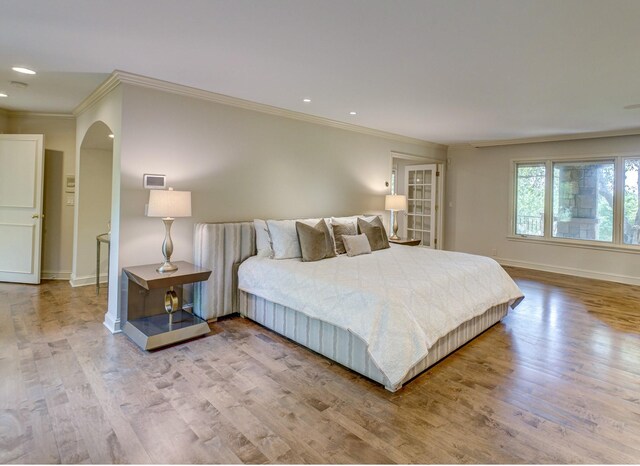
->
[343,234,372,257]
[266,218,320,259]
[253,219,273,258]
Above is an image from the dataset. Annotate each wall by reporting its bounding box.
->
[118,83,446,272]
[0,109,7,132]
[75,84,122,332]
[446,134,640,284]
[74,148,112,283]
[6,114,76,278]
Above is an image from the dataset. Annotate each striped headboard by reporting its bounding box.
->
[193,222,256,321]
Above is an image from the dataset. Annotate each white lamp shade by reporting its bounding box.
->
[385,194,407,211]
[147,189,192,218]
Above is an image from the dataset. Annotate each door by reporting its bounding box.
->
[403,164,438,248]
[0,135,45,284]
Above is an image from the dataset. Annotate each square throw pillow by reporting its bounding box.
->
[357,216,390,251]
[331,221,357,254]
[342,234,372,257]
[296,219,337,262]
[253,219,273,258]
[266,218,320,259]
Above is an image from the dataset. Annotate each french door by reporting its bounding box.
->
[0,134,45,284]
[403,164,438,248]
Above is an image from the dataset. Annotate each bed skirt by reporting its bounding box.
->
[239,290,510,392]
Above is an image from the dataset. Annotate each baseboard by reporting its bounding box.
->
[70,273,108,287]
[42,270,72,280]
[497,258,640,286]
[103,312,122,334]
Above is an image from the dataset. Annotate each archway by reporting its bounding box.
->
[71,121,114,303]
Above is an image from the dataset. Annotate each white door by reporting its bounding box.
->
[0,135,45,284]
[403,164,438,248]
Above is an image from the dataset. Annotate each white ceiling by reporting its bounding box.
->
[1,0,640,144]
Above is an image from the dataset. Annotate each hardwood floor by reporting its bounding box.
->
[1,268,639,464]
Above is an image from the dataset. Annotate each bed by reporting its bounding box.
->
[193,221,523,392]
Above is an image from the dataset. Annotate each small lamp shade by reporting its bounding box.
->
[385,194,407,211]
[147,188,192,218]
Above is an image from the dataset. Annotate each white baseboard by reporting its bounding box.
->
[42,270,72,280]
[103,312,122,334]
[70,273,108,287]
[497,258,640,286]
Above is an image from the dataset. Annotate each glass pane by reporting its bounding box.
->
[415,215,422,231]
[407,201,415,214]
[414,185,423,200]
[424,216,431,230]
[624,158,640,245]
[415,170,423,184]
[414,201,423,214]
[407,216,414,229]
[552,160,614,242]
[515,163,545,236]
[408,186,415,200]
[408,170,416,184]
[424,185,432,199]
[423,203,432,215]
[407,228,415,239]
[423,170,432,185]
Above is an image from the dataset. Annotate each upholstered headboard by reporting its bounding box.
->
[193,222,256,321]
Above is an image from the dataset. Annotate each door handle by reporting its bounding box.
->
[32,214,39,219]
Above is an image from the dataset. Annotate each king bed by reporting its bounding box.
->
[193,220,523,392]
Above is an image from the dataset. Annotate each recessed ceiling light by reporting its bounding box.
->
[0,92,7,98]
[623,103,640,110]
[303,98,311,103]
[12,67,36,75]
[108,134,115,139]
[349,111,357,115]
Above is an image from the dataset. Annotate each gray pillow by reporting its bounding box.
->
[357,216,390,251]
[332,221,357,254]
[343,234,372,257]
[295,219,337,262]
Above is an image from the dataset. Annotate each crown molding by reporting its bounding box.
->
[105,70,446,150]
[6,111,74,120]
[470,127,640,148]
[73,73,121,116]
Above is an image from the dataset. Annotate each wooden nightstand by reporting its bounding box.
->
[389,238,422,246]
[122,261,212,350]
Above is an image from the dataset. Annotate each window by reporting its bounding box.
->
[624,158,640,245]
[513,156,640,249]
[552,160,614,242]
[515,164,545,236]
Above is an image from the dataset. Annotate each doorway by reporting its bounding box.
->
[71,122,113,294]
[391,154,444,248]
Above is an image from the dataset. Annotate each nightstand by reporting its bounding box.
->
[389,238,422,246]
[122,261,212,350]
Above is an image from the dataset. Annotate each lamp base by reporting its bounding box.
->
[157,261,178,273]
[389,234,400,240]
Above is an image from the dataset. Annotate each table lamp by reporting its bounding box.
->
[385,194,407,240]
[147,187,192,273]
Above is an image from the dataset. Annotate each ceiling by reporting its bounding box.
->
[1,0,640,145]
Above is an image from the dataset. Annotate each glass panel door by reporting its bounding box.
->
[403,164,437,247]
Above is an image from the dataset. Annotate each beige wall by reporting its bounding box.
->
[446,135,640,284]
[75,148,113,282]
[6,114,76,278]
[0,110,8,132]
[118,84,446,270]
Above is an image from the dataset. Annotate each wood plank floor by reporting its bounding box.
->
[1,267,639,463]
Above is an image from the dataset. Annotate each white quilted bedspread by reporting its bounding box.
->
[238,245,523,387]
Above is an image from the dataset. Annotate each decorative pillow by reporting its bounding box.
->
[357,216,390,251]
[342,234,372,257]
[332,221,357,254]
[253,219,273,258]
[266,218,320,259]
[295,219,337,262]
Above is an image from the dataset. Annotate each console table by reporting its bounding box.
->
[122,261,211,350]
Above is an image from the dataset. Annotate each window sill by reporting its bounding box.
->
[507,235,640,254]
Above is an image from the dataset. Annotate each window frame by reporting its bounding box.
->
[508,153,640,254]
